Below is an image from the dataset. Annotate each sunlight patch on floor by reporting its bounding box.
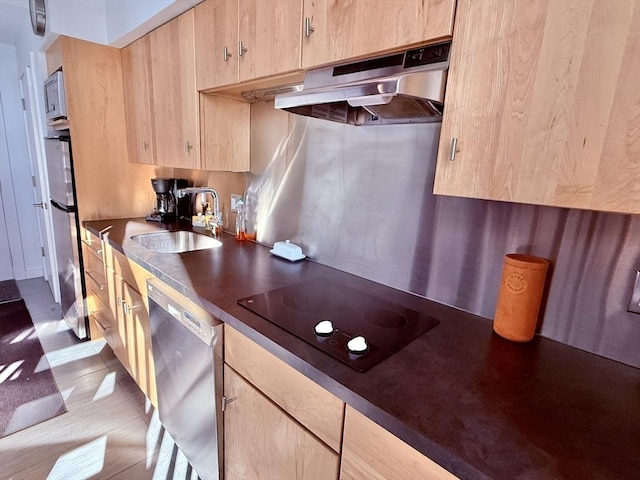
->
[146,409,162,468]
[92,371,116,401]
[41,341,101,369]
[9,326,36,344]
[5,393,65,435]
[34,355,52,374]
[60,386,75,402]
[153,431,195,480]
[0,360,25,383]
[46,435,107,480]
[145,396,153,415]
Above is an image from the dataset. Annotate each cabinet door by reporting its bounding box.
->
[238,0,302,82]
[302,0,455,69]
[433,0,640,214]
[195,0,239,90]
[200,94,250,171]
[122,36,156,164]
[123,282,157,407]
[224,367,340,480]
[106,268,131,373]
[340,406,458,480]
[150,9,200,168]
[225,326,344,452]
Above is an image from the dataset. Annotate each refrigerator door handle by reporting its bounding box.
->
[50,198,76,213]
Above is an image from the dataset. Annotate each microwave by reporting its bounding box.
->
[44,71,67,121]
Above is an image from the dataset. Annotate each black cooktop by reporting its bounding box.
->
[238,277,439,371]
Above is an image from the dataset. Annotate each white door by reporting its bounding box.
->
[20,64,59,300]
[0,94,20,281]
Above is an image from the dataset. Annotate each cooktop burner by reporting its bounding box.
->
[238,277,439,371]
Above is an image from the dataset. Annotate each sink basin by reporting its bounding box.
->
[130,230,222,253]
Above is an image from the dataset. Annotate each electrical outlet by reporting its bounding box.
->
[628,270,640,314]
[230,194,242,213]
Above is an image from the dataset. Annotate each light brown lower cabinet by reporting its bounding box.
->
[224,366,340,480]
[101,244,157,406]
[122,281,156,405]
[105,266,132,374]
[340,406,459,480]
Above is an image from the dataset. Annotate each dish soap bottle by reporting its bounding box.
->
[235,199,246,241]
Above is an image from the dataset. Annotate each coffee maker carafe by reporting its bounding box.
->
[146,178,188,222]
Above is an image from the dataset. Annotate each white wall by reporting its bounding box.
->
[106,0,202,47]
[48,0,201,47]
[47,0,109,44]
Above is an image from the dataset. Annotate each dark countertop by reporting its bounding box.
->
[85,218,640,480]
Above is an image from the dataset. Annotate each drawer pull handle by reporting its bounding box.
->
[238,40,247,57]
[93,316,111,331]
[450,137,459,161]
[223,45,232,61]
[304,17,315,37]
[85,271,105,290]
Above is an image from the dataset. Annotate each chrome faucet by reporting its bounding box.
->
[177,187,223,231]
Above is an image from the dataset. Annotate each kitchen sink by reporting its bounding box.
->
[130,230,222,253]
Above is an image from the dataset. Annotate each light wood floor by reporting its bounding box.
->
[0,278,197,480]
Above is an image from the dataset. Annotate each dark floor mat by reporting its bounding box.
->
[0,279,21,304]
[0,299,67,437]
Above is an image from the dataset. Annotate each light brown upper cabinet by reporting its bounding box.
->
[122,36,155,165]
[433,0,640,214]
[200,94,250,172]
[195,0,238,90]
[301,0,456,69]
[150,9,200,169]
[46,37,137,223]
[195,0,303,91]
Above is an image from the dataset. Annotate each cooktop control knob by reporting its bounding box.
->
[314,319,334,336]
[347,335,368,354]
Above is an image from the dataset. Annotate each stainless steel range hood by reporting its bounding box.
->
[274,42,450,126]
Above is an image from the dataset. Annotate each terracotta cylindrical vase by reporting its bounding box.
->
[493,254,550,342]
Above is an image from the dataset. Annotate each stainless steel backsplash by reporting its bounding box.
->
[247,102,640,368]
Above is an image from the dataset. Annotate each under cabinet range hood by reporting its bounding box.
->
[273,42,450,126]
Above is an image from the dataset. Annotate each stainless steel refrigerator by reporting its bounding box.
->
[45,136,88,339]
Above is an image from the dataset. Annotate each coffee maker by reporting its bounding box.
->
[146,178,189,222]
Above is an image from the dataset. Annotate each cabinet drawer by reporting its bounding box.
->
[88,293,114,338]
[85,249,106,286]
[84,230,103,256]
[341,406,458,480]
[86,269,109,308]
[225,326,345,452]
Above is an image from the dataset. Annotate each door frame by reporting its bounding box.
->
[19,54,60,301]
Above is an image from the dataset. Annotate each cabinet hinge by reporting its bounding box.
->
[32,176,37,187]
[41,246,45,256]
[21,98,26,110]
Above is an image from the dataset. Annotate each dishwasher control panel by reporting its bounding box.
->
[147,279,222,345]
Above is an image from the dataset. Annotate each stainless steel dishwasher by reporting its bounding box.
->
[147,279,223,480]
